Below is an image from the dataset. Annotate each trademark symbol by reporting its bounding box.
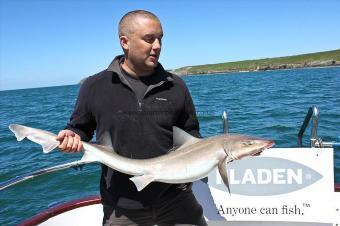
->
[303,203,310,208]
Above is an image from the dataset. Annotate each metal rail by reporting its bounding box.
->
[0,160,89,191]
[297,106,319,147]
[298,106,340,148]
[222,111,228,134]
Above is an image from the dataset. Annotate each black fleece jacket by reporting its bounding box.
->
[66,55,200,206]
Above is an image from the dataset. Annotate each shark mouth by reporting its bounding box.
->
[252,140,275,156]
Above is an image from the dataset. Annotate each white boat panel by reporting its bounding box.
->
[39,204,103,226]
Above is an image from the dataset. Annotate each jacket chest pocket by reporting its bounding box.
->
[142,98,177,126]
[149,97,174,112]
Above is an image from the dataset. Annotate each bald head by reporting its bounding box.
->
[119,10,161,37]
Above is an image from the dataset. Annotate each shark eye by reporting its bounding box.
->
[243,140,255,146]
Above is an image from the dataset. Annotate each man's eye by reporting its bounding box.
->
[144,37,156,44]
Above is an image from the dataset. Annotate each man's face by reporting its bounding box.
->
[121,17,163,75]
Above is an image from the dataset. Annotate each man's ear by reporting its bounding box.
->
[120,36,129,51]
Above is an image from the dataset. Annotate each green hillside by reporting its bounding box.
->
[173,49,340,75]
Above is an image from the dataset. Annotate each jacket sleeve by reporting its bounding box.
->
[65,78,96,142]
[177,83,201,138]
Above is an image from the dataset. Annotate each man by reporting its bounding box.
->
[57,10,207,226]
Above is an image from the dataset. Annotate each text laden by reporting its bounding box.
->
[217,168,303,185]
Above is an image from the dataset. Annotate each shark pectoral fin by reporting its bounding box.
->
[9,124,59,153]
[218,158,231,194]
[130,175,155,191]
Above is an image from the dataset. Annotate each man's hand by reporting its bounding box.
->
[56,130,83,152]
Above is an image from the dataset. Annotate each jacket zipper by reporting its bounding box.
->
[137,80,166,112]
[117,75,143,112]
[137,100,142,111]
[117,73,166,112]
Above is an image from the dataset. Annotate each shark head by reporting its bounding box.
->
[217,134,275,194]
[222,134,275,161]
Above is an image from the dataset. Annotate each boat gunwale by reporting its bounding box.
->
[18,195,102,226]
[18,183,340,225]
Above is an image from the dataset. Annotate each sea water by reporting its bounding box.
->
[0,67,339,225]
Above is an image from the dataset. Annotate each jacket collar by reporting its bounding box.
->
[107,55,174,85]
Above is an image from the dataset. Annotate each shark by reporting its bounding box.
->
[8,124,274,192]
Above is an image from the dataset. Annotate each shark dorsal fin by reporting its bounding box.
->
[173,126,201,148]
[97,131,114,150]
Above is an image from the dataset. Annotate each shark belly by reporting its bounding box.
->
[155,158,219,184]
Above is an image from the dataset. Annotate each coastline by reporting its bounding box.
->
[171,49,340,76]
[176,64,340,77]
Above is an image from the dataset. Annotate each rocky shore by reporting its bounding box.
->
[172,49,340,76]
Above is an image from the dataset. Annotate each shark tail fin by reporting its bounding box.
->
[130,175,155,191]
[9,124,59,153]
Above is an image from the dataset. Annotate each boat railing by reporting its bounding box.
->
[222,111,228,134]
[298,106,340,148]
[221,108,339,192]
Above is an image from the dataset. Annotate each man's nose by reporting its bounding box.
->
[152,38,161,50]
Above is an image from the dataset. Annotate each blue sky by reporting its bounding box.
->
[0,0,339,90]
